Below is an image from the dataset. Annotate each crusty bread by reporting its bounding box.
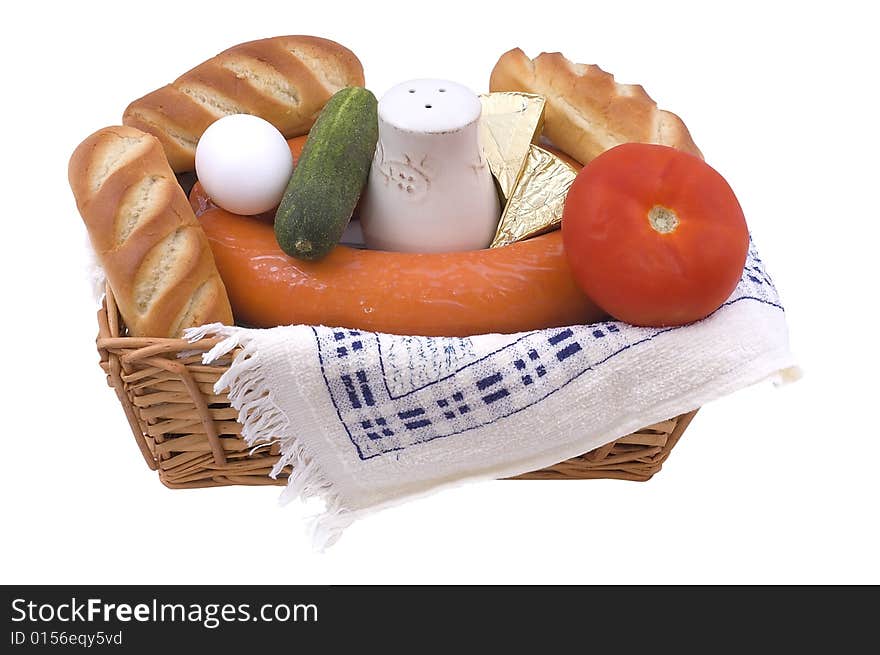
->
[123,35,365,172]
[490,48,702,164]
[69,125,233,337]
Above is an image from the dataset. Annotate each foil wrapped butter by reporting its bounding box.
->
[478,92,545,201]
[489,145,577,248]
[477,91,576,248]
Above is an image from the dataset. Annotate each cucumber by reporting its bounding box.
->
[274,87,378,260]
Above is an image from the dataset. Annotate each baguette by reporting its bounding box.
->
[69,125,233,337]
[490,48,702,165]
[123,35,365,172]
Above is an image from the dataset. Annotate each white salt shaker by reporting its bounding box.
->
[359,79,501,252]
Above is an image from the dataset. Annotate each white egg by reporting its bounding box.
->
[195,114,294,215]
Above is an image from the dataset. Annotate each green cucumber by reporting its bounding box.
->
[274,86,378,260]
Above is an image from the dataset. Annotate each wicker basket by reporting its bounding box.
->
[95,283,698,489]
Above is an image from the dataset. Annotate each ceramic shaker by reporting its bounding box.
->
[359,79,501,252]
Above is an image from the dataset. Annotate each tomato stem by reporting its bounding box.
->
[648,205,679,234]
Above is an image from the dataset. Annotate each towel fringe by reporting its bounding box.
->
[185,323,349,551]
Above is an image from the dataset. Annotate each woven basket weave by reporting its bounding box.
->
[95,283,698,488]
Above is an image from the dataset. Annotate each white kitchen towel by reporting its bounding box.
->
[186,238,798,548]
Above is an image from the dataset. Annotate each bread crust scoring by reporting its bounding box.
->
[69,125,234,337]
[490,48,702,164]
[123,35,365,172]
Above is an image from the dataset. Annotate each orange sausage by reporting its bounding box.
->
[198,207,606,336]
[284,133,309,160]
[193,133,605,336]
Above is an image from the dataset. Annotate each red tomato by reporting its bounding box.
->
[562,143,749,327]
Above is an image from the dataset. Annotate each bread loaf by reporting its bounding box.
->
[490,49,702,165]
[69,125,233,337]
[123,35,365,172]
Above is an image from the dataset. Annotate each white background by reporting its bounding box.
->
[2,0,877,584]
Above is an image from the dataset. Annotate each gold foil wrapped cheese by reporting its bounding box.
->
[478,92,545,201]
[489,145,577,248]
